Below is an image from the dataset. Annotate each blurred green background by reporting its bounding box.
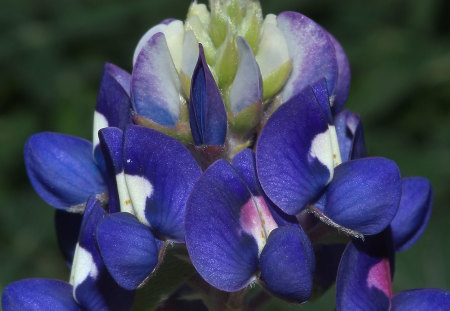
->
[1,0,449,309]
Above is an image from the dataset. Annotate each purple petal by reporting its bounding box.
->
[24,133,106,210]
[231,149,299,228]
[93,63,132,171]
[55,210,83,267]
[72,197,134,311]
[96,213,162,290]
[334,110,353,162]
[256,86,332,215]
[311,78,333,124]
[98,127,124,213]
[124,125,202,241]
[229,37,263,114]
[189,44,227,146]
[94,63,131,135]
[185,159,259,292]
[1,279,80,311]
[231,149,261,196]
[277,11,338,103]
[391,289,450,311]
[336,231,394,311]
[328,34,351,114]
[259,226,315,303]
[347,113,367,160]
[131,32,181,127]
[391,177,433,252]
[334,110,367,162]
[323,157,401,235]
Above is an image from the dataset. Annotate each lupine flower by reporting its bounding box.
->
[2,197,134,311]
[95,125,201,290]
[256,82,402,237]
[185,148,315,303]
[335,176,448,311]
[24,63,132,213]
[5,0,447,310]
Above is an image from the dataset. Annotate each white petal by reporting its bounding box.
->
[255,14,290,78]
[181,30,199,78]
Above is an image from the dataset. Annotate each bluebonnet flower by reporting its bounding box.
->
[95,125,201,290]
[185,148,315,303]
[336,177,449,310]
[24,62,132,212]
[5,0,448,310]
[256,81,402,237]
[2,197,134,311]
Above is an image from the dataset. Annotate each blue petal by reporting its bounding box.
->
[55,210,83,267]
[104,62,131,96]
[256,86,332,215]
[347,113,367,160]
[391,289,450,311]
[96,213,162,290]
[277,11,338,104]
[334,110,367,163]
[93,63,132,171]
[24,133,106,210]
[72,197,134,311]
[95,63,132,129]
[231,149,261,196]
[131,32,181,127]
[2,279,80,311]
[124,125,202,241]
[334,110,353,162]
[189,44,227,146]
[391,177,433,252]
[231,149,299,228]
[323,157,401,235]
[328,33,351,114]
[98,127,124,213]
[336,231,395,311]
[259,227,315,303]
[311,78,333,124]
[185,159,259,292]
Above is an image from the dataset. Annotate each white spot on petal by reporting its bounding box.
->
[310,128,334,183]
[329,125,342,167]
[125,174,154,226]
[92,111,108,150]
[70,243,98,300]
[116,172,134,215]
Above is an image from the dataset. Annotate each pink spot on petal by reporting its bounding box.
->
[240,196,278,253]
[367,258,393,298]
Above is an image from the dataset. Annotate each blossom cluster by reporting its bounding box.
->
[3,0,449,310]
